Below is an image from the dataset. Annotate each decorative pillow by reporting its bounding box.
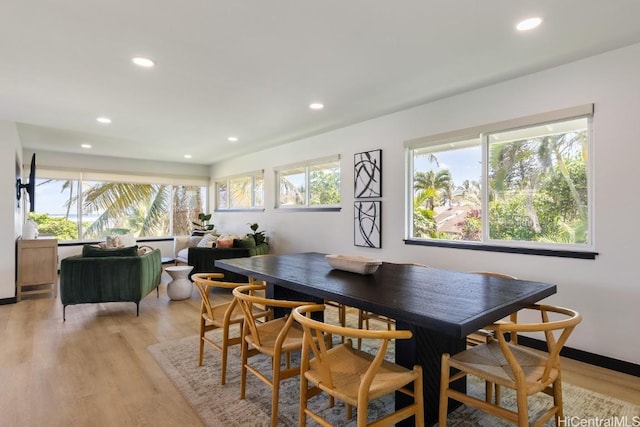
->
[118,233,137,247]
[215,238,234,248]
[105,235,123,248]
[82,245,139,257]
[188,236,203,247]
[137,245,154,256]
[234,236,256,249]
[197,233,218,248]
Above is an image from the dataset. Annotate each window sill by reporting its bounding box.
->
[275,207,341,212]
[215,208,266,213]
[404,239,598,259]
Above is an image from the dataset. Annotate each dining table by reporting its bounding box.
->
[216,252,557,426]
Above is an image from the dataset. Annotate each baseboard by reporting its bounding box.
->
[0,297,17,305]
[519,336,640,377]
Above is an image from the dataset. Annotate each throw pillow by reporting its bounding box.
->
[197,233,217,248]
[188,236,203,247]
[105,235,123,248]
[118,233,137,247]
[233,236,257,249]
[137,245,154,256]
[215,238,233,248]
[82,245,139,257]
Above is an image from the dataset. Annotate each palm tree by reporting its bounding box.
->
[82,182,170,238]
[413,170,452,210]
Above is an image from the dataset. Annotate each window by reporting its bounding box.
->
[406,106,593,254]
[215,171,264,210]
[276,156,341,209]
[31,171,208,241]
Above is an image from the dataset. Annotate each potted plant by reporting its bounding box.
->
[247,222,267,245]
[192,213,214,232]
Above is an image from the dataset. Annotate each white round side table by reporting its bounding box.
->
[165,265,194,300]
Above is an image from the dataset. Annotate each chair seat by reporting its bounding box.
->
[448,339,559,393]
[203,301,244,327]
[306,342,419,406]
[247,316,306,356]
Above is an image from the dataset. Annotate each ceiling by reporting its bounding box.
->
[3,1,640,165]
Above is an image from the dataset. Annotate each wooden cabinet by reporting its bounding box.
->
[16,238,58,301]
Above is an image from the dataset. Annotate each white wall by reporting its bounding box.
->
[210,43,640,365]
[0,121,23,299]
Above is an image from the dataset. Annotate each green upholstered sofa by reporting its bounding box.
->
[60,246,162,320]
[186,241,269,281]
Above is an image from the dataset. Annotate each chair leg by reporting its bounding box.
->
[414,365,425,427]
[298,371,308,427]
[271,357,281,427]
[221,325,229,385]
[240,339,248,399]
[516,386,529,427]
[199,318,206,366]
[439,354,451,427]
[553,373,564,425]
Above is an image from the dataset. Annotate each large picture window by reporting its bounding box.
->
[276,156,341,209]
[407,106,593,255]
[30,171,207,241]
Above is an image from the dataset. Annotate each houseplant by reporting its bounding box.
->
[192,213,214,232]
[247,223,266,245]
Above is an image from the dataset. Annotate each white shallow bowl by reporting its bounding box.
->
[325,254,382,275]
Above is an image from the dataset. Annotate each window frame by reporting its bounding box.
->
[404,105,597,259]
[214,170,265,211]
[275,155,341,210]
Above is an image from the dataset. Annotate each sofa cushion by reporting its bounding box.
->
[177,247,189,261]
[188,235,203,247]
[234,236,256,250]
[197,233,217,248]
[215,238,234,248]
[82,244,139,258]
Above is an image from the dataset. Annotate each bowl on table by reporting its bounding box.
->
[325,254,382,275]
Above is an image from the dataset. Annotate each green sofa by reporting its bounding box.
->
[60,246,162,321]
[187,241,269,281]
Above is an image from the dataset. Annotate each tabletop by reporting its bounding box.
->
[216,252,557,338]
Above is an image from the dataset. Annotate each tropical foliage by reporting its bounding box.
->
[412,120,589,245]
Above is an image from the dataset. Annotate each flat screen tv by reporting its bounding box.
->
[16,153,36,212]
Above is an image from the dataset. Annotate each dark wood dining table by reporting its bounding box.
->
[216,252,557,425]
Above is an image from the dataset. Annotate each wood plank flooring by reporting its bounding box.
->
[0,273,638,426]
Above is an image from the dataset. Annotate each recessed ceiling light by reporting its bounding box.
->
[516,17,542,31]
[81,144,92,149]
[227,136,239,142]
[184,154,193,159]
[96,117,111,124]
[309,103,324,110]
[132,57,155,68]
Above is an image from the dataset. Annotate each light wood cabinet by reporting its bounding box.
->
[16,238,58,301]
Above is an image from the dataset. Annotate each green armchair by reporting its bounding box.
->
[60,246,162,321]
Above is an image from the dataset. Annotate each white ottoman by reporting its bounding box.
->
[165,265,194,300]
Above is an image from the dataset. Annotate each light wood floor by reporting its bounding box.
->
[1,273,638,427]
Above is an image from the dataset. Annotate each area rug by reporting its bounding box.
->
[148,329,639,426]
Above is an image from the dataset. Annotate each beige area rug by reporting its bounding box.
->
[148,326,639,427]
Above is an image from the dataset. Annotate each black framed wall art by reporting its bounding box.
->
[354,149,382,198]
[354,201,381,248]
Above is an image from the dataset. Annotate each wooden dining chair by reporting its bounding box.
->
[293,303,424,427]
[439,304,581,427]
[232,283,311,427]
[466,271,519,403]
[192,273,270,385]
